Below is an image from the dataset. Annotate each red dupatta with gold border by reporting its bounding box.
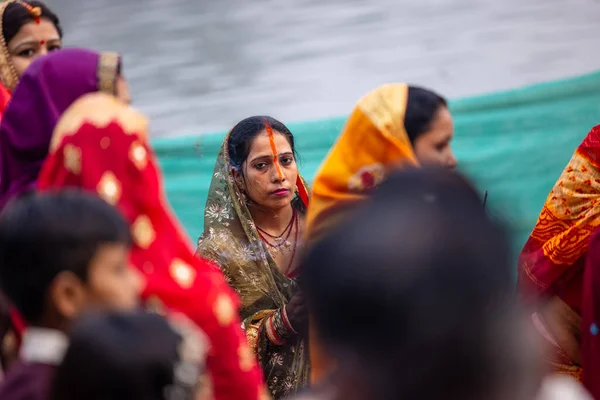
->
[36,93,268,400]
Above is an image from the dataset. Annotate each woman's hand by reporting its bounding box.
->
[285,292,308,334]
[541,296,582,365]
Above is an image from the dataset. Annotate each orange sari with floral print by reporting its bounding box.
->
[305,84,419,383]
[519,125,600,380]
[36,93,267,400]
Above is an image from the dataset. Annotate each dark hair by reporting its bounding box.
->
[2,1,63,44]
[227,115,296,171]
[51,312,191,400]
[404,86,448,143]
[0,190,131,324]
[302,168,537,400]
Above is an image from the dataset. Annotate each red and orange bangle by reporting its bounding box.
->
[264,308,296,346]
[281,306,297,334]
[264,312,284,345]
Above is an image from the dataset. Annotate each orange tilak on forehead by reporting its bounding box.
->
[265,120,284,179]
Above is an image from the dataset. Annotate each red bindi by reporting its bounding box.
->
[40,40,45,45]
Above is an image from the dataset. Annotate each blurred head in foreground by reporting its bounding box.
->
[52,311,209,400]
[0,191,140,330]
[302,168,541,400]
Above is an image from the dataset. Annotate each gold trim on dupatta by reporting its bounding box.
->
[199,129,309,309]
[97,52,119,96]
[49,92,148,152]
[0,0,20,91]
[358,83,411,142]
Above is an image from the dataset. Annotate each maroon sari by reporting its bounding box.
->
[582,229,600,397]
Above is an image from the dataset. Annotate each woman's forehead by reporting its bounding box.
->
[8,19,60,48]
[249,130,292,156]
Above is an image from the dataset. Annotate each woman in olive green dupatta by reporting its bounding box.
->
[197,116,310,399]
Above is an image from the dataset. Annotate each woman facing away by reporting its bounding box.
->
[518,124,600,381]
[306,84,457,382]
[0,1,63,116]
[298,168,542,400]
[37,93,265,400]
[0,47,129,372]
[197,116,310,399]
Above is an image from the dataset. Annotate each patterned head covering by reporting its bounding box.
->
[197,128,310,398]
[0,0,24,92]
[305,83,419,241]
[0,0,53,91]
[0,48,119,210]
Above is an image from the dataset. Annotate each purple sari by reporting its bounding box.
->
[0,48,120,210]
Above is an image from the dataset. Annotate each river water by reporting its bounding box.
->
[52,0,600,137]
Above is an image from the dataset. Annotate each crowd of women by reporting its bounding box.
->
[0,1,598,399]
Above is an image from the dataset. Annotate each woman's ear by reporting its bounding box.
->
[231,168,245,191]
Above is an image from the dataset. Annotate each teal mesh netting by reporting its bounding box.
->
[153,71,600,260]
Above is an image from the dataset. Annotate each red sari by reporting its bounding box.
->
[36,93,267,400]
[518,125,600,379]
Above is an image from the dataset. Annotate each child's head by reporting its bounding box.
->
[0,190,140,329]
[52,312,207,400]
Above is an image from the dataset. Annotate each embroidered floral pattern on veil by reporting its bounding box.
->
[197,134,310,399]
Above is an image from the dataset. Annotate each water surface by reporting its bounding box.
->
[52,0,600,136]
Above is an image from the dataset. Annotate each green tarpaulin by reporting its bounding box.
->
[153,72,600,259]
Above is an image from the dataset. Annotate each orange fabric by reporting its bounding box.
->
[545,339,583,381]
[305,83,418,241]
[305,83,418,383]
[519,125,600,378]
[519,125,600,307]
[37,94,267,400]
